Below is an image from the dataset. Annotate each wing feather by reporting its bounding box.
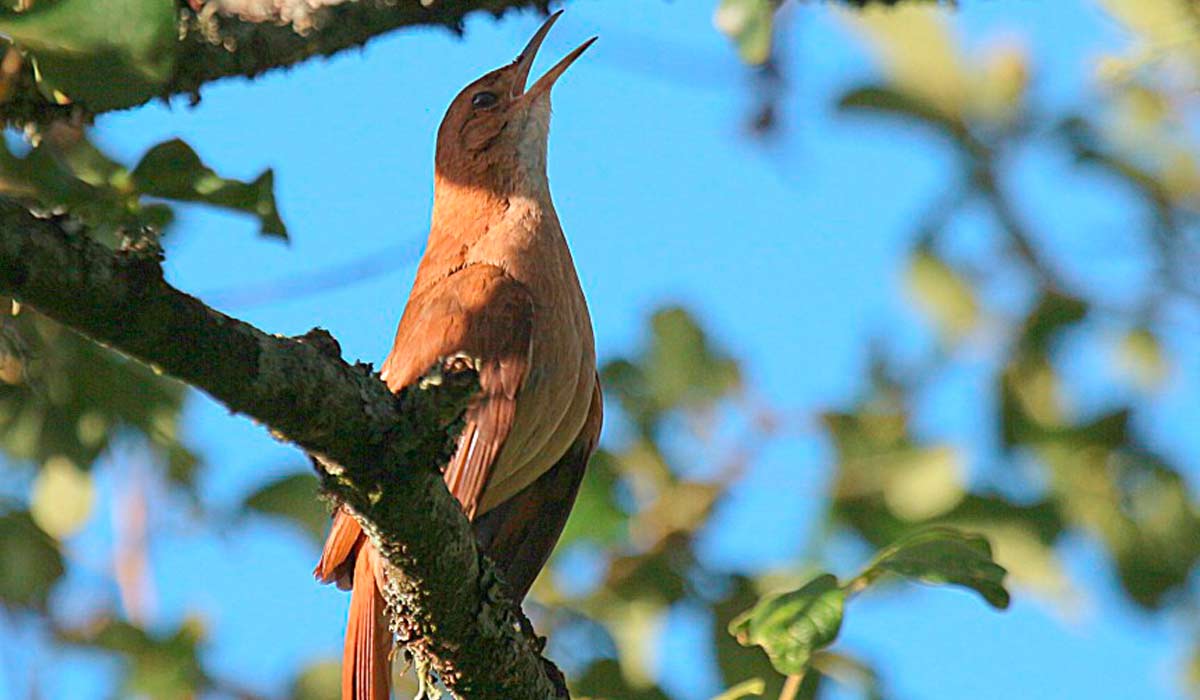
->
[380,264,533,519]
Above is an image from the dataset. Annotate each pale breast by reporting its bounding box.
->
[472,200,596,514]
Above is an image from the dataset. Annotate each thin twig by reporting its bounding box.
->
[779,672,804,700]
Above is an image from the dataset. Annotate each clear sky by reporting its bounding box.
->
[25,1,1199,698]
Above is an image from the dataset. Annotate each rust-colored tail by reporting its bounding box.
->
[317,509,392,700]
[343,541,391,700]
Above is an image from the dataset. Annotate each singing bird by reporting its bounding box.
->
[314,13,601,700]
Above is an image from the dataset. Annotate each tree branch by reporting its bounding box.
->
[3,0,554,126]
[0,200,567,699]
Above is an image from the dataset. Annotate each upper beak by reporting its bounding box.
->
[510,11,596,100]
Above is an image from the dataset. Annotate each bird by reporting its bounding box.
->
[313,12,601,700]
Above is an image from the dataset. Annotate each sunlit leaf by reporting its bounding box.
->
[1116,327,1168,390]
[30,454,94,539]
[602,307,739,436]
[132,139,288,239]
[858,527,1010,609]
[841,4,966,120]
[607,600,666,688]
[0,0,176,111]
[729,573,846,675]
[999,358,1062,447]
[647,307,741,413]
[1099,0,1200,69]
[1105,451,1200,609]
[633,481,722,545]
[291,659,342,700]
[904,247,978,341]
[714,0,776,65]
[970,41,1029,124]
[882,445,964,521]
[823,408,908,464]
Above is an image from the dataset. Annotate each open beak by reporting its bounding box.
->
[510,10,596,101]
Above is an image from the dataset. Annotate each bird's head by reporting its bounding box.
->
[433,11,595,195]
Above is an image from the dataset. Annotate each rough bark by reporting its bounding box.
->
[2,0,554,126]
[0,200,567,699]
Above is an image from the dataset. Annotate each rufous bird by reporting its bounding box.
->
[314,12,601,700]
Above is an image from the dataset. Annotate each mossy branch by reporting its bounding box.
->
[2,0,555,126]
[0,200,567,699]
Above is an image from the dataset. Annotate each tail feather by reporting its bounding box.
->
[315,508,362,590]
[343,540,392,700]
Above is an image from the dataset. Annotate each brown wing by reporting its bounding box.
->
[472,376,602,601]
[380,263,533,519]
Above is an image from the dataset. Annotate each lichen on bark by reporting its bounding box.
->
[0,199,568,698]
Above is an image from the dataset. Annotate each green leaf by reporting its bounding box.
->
[0,509,64,609]
[601,306,740,434]
[0,133,117,216]
[62,617,208,699]
[1102,450,1200,609]
[1116,327,1168,390]
[0,0,176,111]
[0,131,163,243]
[1017,291,1088,354]
[242,472,327,545]
[608,534,693,605]
[714,0,776,65]
[646,307,740,412]
[291,659,343,700]
[573,658,672,700]
[714,576,788,699]
[557,449,626,549]
[858,527,1010,609]
[30,454,95,539]
[881,445,964,521]
[132,139,288,239]
[0,311,191,480]
[0,132,285,242]
[904,247,979,341]
[729,573,846,675]
[838,85,965,137]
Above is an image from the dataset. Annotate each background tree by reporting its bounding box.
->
[0,0,1198,699]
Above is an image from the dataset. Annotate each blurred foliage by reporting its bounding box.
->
[0,9,288,693]
[0,0,176,111]
[0,122,286,242]
[0,304,198,499]
[60,618,209,699]
[0,508,63,609]
[1,0,1200,698]
[242,472,328,545]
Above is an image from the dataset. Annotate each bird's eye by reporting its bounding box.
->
[471,91,499,109]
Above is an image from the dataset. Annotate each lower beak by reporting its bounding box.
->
[510,11,596,101]
[524,37,597,100]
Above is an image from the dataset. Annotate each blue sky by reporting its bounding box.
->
[17,1,1200,698]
